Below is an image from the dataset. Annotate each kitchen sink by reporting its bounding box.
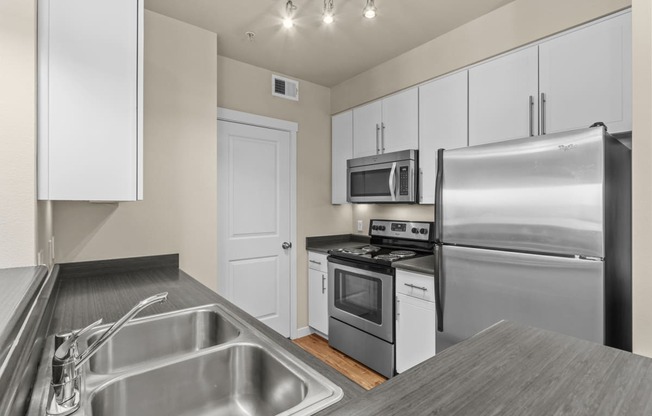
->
[90,344,307,416]
[86,307,240,373]
[30,303,343,416]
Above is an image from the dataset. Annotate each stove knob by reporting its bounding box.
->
[411,227,419,234]
[380,226,386,231]
[372,225,378,231]
[420,228,428,235]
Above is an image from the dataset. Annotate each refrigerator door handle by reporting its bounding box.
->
[435,149,444,243]
[389,162,397,201]
[434,244,444,332]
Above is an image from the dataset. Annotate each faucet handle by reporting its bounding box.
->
[54,318,103,361]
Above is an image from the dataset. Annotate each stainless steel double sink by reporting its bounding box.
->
[31,304,343,416]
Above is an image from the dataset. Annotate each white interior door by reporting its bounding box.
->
[217,120,292,337]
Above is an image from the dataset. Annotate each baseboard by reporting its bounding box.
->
[295,326,312,339]
[294,326,328,340]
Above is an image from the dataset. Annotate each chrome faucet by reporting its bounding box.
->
[47,292,168,416]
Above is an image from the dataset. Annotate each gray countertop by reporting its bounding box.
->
[306,234,370,254]
[393,254,435,275]
[39,257,652,415]
[0,266,48,364]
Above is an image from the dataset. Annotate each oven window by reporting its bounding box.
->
[334,269,383,325]
[350,169,392,197]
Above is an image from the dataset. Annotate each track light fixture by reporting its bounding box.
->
[283,0,297,28]
[363,0,377,19]
[281,0,379,28]
[322,0,334,24]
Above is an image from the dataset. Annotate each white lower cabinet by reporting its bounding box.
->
[396,270,436,373]
[308,252,329,336]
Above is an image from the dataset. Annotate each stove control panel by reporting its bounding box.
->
[370,220,434,242]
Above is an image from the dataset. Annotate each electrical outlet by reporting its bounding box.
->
[37,250,43,266]
[357,220,363,232]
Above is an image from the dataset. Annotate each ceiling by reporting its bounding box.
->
[145,0,517,87]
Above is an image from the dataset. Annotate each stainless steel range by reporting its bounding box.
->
[327,219,434,378]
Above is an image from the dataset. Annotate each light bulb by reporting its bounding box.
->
[283,17,294,28]
[323,13,334,24]
[363,0,376,19]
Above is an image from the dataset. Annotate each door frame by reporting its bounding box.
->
[216,107,299,339]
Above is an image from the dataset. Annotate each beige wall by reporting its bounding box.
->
[52,11,218,290]
[632,0,652,356]
[216,55,352,328]
[0,0,37,268]
[331,0,630,113]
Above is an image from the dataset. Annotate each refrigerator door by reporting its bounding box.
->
[436,245,604,353]
[440,126,605,257]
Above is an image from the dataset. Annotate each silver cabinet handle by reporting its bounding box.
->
[309,260,322,265]
[389,162,397,201]
[540,92,547,135]
[528,95,534,137]
[381,122,386,153]
[321,274,326,294]
[282,242,292,249]
[375,124,380,154]
[404,283,427,291]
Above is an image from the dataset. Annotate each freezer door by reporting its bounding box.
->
[436,245,604,352]
[441,126,605,257]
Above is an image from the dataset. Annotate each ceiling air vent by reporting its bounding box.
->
[272,75,299,101]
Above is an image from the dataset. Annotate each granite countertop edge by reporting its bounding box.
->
[306,234,370,254]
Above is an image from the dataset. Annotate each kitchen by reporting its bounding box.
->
[1,0,652,415]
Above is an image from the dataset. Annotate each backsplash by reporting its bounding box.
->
[352,204,435,235]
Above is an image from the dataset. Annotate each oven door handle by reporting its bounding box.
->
[389,162,397,201]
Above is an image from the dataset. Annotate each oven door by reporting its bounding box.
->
[328,258,394,342]
[347,160,416,204]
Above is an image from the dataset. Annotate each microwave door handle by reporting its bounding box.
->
[389,162,397,201]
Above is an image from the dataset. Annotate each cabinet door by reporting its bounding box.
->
[39,0,143,201]
[469,46,539,146]
[308,268,329,335]
[353,101,382,158]
[332,111,353,204]
[539,13,631,134]
[396,293,436,373]
[418,72,468,204]
[381,88,419,154]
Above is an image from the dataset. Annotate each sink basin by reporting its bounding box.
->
[30,304,343,416]
[90,344,307,416]
[86,307,241,373]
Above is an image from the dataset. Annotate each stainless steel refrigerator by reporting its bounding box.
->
[433,126,632,352]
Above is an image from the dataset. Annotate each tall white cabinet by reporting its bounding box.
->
[418,71,468,204]
[539,13,632,135]
[352,89,418,158]
[468,46,539,146]
[332,111,353,204]
[38,0,144,201]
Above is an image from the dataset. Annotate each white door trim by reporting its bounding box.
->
[217,107,299,340]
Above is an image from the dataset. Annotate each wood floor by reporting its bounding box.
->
[293,334,387,390]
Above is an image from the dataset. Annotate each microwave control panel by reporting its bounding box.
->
[399,166,409,195]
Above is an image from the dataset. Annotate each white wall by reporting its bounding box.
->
[52,11,218,290]
[0,0,37,268]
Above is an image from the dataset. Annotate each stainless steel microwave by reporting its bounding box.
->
[347,150,418,203]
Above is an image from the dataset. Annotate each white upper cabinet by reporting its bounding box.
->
[352,88,418,158]
[38,0,143,201]
[381,88,419,154]
[418,71,468,204]
[332,111,353,204]
[469,46,539,146]
[539,12,632,135]
[353,101,382,158]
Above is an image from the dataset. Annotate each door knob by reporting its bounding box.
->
[282,242,292,249]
